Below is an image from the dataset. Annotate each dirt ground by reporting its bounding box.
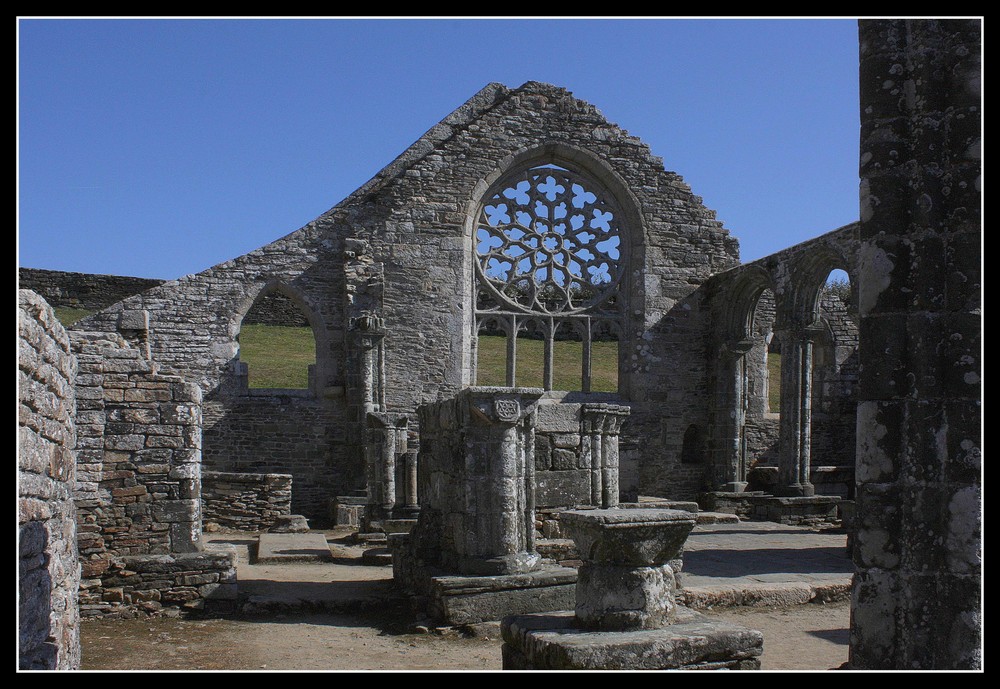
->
[80,600,851,672]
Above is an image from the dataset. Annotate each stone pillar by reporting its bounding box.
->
[580,403,630,508]
[349,314,385,414]
[561,509,696,630]
[401,446,419,517]
[775,328,816,496]
[852,19,981,670]
[416,387,544,576]
[363,411,408,530]
[726,340,754,490]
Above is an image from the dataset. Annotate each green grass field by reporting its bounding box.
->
[768,352,782,411]
[53,307,93,326]
[476,335,618,392]
[239,324,316,389]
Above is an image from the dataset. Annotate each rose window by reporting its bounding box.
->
[475,165,623,315]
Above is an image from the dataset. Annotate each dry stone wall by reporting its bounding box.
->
[202,471,292,532]
[18,290,81,670]
[20,267,164,312]
[19,267,308,326]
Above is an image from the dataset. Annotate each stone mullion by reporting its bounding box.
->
[581,317,593,393]
[543,317,554,391]
[506,315,517,387]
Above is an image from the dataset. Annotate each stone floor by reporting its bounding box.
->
[203,521,853,614]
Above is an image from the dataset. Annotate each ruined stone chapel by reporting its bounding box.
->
[20,19,981,670]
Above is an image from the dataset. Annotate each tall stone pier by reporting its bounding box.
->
[852,19,981,669]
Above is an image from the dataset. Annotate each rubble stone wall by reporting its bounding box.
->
[71,330,235,616]
[18,290,81,670]
[202,471,293,532]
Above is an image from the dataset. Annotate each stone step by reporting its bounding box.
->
[695,512,740,524]
[360,547,393,566]
[253,532,332,564]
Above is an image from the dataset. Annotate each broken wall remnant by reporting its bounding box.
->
[71,323,236,616]
[852,18,981,670]
[202,471,293,532]
[18,290,81,670]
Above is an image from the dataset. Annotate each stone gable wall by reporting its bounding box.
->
[18,290,81,670]
[70,81,741,512]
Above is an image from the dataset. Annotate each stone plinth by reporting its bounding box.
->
[502,508,763,670]
[750,495,840,527]
[427,567,578,626]
[561,509,696,630]
[502,609,763,670]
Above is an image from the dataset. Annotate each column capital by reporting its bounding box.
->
[460,387,543,427]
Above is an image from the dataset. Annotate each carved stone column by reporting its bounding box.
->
[363,411,408,530]
[726,340,754,491]
[580,403,631,508]
[392,434,420,519]
[774,327,816,497]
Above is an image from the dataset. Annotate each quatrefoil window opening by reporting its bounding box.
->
[475,165,624,316]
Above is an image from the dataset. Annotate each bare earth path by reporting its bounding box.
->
[81,525,852,671]
[80,601,850,672]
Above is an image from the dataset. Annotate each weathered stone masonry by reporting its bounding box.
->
[851,19,981,670]
[18,290,81,670]
[71,326,235,616]
[74,81,742,518]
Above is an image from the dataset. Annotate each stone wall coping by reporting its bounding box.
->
[203,471,293,482]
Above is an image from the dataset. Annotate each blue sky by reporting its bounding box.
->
[17,18,861,280]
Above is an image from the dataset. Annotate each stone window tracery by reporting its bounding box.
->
[474,163,624,392]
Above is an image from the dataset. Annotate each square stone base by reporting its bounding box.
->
[751,496,840,527]
[427,566,578,626]
[501,607,763,670]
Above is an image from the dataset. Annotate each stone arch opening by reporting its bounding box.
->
[234,282,322,393]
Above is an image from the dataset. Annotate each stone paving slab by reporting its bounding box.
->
[676,521,853,608]
[254,533,333,564]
